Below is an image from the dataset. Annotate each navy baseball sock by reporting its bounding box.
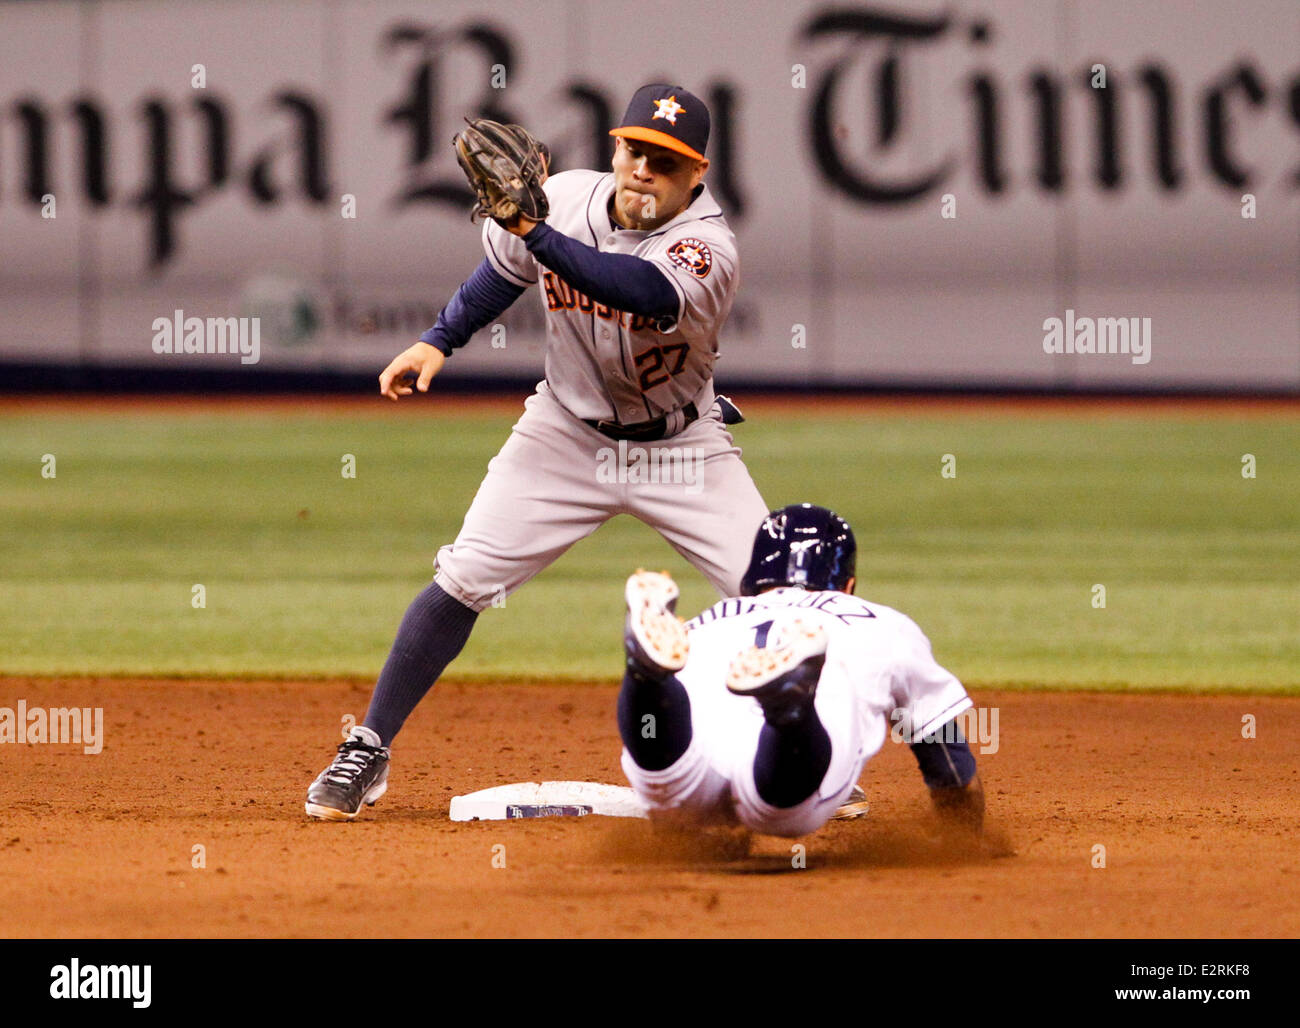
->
[362,582,479,745]
[909,718,977,789]
[617,666,693,771]
[752,714,832,808]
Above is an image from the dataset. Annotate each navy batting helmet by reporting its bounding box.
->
[739,503,857,596]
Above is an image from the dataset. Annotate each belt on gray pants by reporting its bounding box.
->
[584,402,699,442]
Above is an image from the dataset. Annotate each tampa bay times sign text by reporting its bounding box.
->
[3,1,1297,387]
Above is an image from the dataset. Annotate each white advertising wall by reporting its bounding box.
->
[1,0,1297,390]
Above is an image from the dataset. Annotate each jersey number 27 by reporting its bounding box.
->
[635,342,689,390]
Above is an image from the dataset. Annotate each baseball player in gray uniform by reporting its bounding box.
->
[306,84,770,820]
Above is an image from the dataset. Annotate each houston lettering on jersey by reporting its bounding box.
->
[540,271,668,333]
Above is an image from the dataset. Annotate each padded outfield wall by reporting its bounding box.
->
[1,0,1298,392]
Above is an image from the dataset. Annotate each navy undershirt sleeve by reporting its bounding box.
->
[909,719,978,789]
[522,222,679,318]
[419,258,526,357]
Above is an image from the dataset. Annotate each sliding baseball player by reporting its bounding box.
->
[619,504,986,838]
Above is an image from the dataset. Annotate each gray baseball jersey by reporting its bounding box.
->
[432,168,767,613]
[482,170,738,423]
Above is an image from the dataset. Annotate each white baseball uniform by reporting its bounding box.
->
[621,588,974,838]
[433,170,768,611]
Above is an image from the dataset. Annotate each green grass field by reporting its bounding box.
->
[1,404,1296,690]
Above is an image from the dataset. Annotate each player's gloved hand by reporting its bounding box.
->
[452,118,550,228]
[379,341,445,401]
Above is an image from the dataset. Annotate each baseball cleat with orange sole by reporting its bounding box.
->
[726,618,828,724]
[624,569,690,676]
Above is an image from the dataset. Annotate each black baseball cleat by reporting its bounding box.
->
[726,618,828,726]
[624,570,690,679]
[305,725,390,821]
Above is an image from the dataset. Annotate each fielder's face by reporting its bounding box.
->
[611,137,708,231]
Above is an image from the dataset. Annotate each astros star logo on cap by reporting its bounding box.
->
[652,96,685,125]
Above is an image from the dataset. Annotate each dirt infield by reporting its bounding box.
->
[2,677,1295,938]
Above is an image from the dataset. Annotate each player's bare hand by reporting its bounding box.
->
[379,342,445,401]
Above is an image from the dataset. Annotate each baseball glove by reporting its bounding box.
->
[452,117,550,226]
